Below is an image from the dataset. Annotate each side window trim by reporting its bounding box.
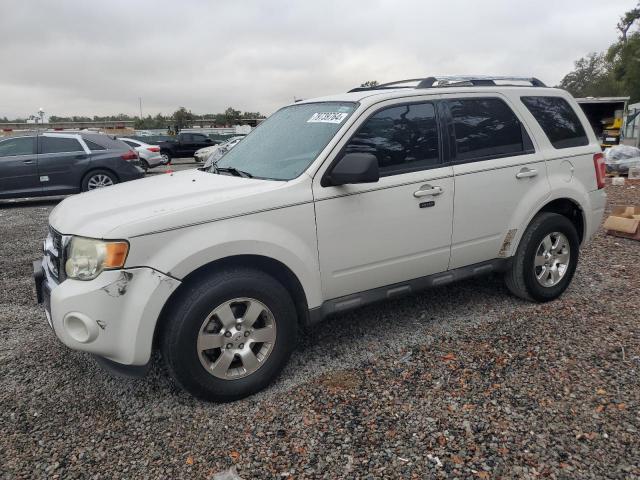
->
[321,99,445,186]
[443,96,536,165]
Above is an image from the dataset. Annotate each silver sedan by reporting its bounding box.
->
[119,138,165,170]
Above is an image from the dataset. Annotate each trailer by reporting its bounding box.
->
[575,96,629,149]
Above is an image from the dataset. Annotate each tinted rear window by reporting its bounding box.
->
[447,98,533,162]
[41,137,84,154]
[521,96,589,149]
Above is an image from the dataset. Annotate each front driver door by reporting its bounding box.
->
[0,136,40,198]
[313,100,454,301]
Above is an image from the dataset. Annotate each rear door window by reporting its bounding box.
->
[447,98,533,162]
[41,137,84,153]
[520,96,589,149]
[344,102,440,176]
[0,137,35,156]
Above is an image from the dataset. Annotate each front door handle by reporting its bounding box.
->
[413,184,443,198]
[516,167,538,179]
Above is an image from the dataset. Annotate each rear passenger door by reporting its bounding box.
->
[37,135,89,195]
[0,136,40,198]
[445,95,550,269]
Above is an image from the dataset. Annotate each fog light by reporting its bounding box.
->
[63,312,99,343]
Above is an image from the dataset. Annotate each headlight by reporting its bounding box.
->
[65,237,129,280]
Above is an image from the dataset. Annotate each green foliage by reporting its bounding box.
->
[360,80,379,88]
[608,32,640,102]
[560,2,640,102]
[559,52,623,98]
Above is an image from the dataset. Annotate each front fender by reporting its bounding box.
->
[125,203,323,308]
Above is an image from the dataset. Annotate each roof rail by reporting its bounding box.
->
[348,76,546,92]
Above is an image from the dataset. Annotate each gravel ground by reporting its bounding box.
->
[1,177,638,479]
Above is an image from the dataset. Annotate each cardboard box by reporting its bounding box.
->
[603,205,640,241]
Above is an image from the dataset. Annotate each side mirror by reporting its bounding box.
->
[325,153,379,186]
[206,138,213,143]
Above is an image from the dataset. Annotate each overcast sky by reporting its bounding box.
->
[0,0,635,119]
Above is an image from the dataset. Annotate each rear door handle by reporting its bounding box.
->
[516,167,538,179]
[23,159,34,164]
[413,184,443,198]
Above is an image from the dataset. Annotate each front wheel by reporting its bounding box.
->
[504,212,579,302]
[160,268,298,402]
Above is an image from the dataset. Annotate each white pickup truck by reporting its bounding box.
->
[35,76,607,401]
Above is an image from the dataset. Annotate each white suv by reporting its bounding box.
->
[34,76,607,401]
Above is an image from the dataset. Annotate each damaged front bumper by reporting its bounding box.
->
[35,261,181,367]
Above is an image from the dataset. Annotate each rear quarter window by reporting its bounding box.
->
[520,96,589,149]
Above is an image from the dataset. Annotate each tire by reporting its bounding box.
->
[160,268,298,402]
[504,212,579,302]
[141,160,150,171]
[81,169,118,192]
[160,151,172,165]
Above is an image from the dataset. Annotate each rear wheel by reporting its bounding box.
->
[160,268,298,402]
[160,151,172,164]
[82,169,117,192]
[504,212,579,302]
[141,160,150,171]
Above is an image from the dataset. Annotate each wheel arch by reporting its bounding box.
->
[538,197,585,243]
[154,254,311,348]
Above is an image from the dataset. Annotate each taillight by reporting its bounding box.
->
[147,146,160,152]
[121,150,138,161]
[593,152,606,189]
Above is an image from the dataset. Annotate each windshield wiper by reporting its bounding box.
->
[214,166,253,178]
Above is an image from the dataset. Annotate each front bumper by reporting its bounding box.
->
[34,260,181,366]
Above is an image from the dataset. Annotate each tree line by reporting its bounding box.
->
[559,3,640,102]
[1,107,265,129]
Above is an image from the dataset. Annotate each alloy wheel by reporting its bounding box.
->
[534,232,570,287]
[197,297,277,379]
[86,174,114,190]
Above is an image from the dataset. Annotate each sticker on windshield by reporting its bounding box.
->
[307,112,349,124]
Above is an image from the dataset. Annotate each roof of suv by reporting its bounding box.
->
[297,76,569,108]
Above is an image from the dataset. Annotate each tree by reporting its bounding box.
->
[224,107,241,125]
[172,107,194,130]
[559,3,640,102]
[608,32,640,102]
[559,52,622,98]
[617,3,640,43]
[360,80,379,88]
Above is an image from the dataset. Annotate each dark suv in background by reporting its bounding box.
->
[0,132,144,199]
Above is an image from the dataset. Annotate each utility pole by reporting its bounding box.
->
[138,97,143,119]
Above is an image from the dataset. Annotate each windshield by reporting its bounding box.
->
[213,102,356,180]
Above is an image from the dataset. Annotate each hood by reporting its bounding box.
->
[49,169,296,238]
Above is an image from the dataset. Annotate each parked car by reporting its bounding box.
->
[201,136,244,169]
[194,136,243,163]
[158,132,214,164]
[35,76,606,402]
[118,138,164,170]
[0,132,144,199]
